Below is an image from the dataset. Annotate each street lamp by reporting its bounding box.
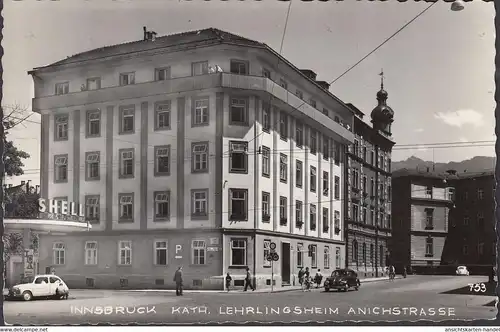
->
[451,0,465,12]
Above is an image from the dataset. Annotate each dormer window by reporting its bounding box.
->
[86,78,101,90]
[55,82,69,95]
[119,72,135,86]
[192,61,208,76]
[155,67,171,81]
[230,60,249,75]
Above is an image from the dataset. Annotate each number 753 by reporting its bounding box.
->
[468,283,486,292]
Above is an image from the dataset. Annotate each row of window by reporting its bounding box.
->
[351,241,385,267]
[53,99,218,141]
[416,186,455,201]
[52,140,342,184]
[266,151,341,197]
[53,59,344,126]
[461,188,488,201]
[53,238,247,267]
[54,61,209,96]
[53,238,345,269]
[263,241,342,270]
[53,142,208,183]
[453,213,487,227]
[261,192,341,232]
[352,139,391,173]
[55,187,246,222]
[350,170,391,200]
[350,203,391,229]
[423,238,491,258]
[59,187,342,225]
[262,107,342,161]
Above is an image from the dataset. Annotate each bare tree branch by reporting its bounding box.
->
[2,103,33,130]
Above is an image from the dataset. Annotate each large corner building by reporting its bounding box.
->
[29,28,355,289]
[344,79,395,278]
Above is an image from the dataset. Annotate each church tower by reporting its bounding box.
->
[370,70,394,136]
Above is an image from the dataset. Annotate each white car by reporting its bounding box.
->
[7,274,70,301]
[456,266,470,276]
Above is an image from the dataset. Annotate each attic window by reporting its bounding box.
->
[230,60,248,75]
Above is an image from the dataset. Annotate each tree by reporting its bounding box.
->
[3,104,32,176]
[3,187,40,286]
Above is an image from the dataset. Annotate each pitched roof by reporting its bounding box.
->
[34,28,264,70]
[31,27,357,117]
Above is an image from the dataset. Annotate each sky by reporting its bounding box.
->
[3,0,495,186]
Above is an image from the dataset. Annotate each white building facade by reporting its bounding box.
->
[30,28,354,289]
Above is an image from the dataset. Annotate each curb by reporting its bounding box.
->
[106,275,405,294]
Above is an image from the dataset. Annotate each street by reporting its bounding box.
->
[4,275,496,324]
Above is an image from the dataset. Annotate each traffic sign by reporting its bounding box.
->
[272,253,279,261]
[270,242,277,250]
[266,255,273,261]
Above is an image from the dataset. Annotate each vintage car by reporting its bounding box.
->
[6,274,70,301]
[324,268,361,292]
[456,266,470,276]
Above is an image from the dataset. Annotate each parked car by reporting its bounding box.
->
[456,266,470,276]
[324,268,360,292]
[6,275,69,301]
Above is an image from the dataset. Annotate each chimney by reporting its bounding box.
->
[143,26,147,40]
[299,69,317,81]
[315,81,331,91]
[35,185,40,193]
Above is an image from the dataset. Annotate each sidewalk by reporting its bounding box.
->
[122,275,404,294]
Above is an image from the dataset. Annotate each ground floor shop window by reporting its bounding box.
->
[231,239,247,266]
[53,242,65,265]
[118,241,132,265]
[154,240,168,265]
[192,240,206,265]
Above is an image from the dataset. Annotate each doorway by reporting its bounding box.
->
[281,242,291,285]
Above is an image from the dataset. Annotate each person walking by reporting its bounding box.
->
[298,267,305,289]
[315,269,323,288]
[303,267,311,292]
[173,266,183,296]
[243,267,255,291]
[225,272,232,292]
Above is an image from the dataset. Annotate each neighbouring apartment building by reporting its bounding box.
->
[344,79,395,278]
[442,171,496,271]
[29,28,355,290]
[391,169,456,272]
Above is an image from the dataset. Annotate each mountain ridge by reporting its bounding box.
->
[391,156,495,174]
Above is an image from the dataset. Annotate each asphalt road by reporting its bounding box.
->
[4,275,496,325]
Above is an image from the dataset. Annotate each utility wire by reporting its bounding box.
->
[241,1,437,151]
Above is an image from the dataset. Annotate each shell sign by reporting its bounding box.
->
[38,198,86,223]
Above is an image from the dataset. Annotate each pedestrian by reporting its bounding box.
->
[315,269,323,288]
[303,267,310,292]
[243,267,255,291]
[298,267,305,289]
[173,266,183,296]
[225,272,232,292]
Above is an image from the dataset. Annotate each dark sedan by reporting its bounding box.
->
[324,269,361,292]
